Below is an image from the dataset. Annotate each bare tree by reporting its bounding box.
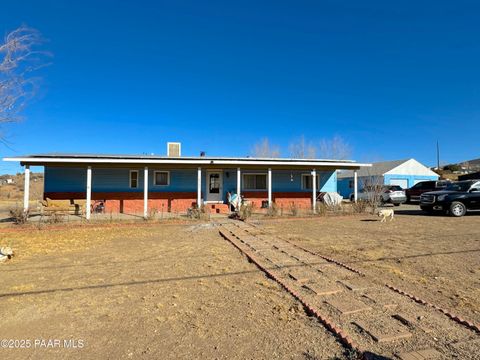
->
[358,172,384,214]
[318,135,352,160]
[0,25,49,141]
[288,135,316,159]
[251,138,280,158]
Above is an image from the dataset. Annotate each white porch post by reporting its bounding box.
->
[86,166,92,220]
[197,167,202,207]
[354,170,358,203]
[312,169,317,213]
[236,167,241,197]
[144,166,148,218]
[23,165,30,212]
[267,168,272,207]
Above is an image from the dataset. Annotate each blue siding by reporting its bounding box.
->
[45,167,337,197]
[383,174,438,188]
[222,169,238,194]
[320,171,337,192]
[337,178,352,198]
[45,167,87,192]
[45,167,199,193]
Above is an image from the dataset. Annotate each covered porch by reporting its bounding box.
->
[5,154,370,219]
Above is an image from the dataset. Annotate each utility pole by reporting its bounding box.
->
[436,140,440,170]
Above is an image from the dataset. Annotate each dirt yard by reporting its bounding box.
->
[0,208,479,359]
[262,207,480,325]
[0,222,345,359]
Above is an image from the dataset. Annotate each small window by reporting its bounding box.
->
[243,174,267,190]
[154,171,170,186]
[302,174,320,190]
[130,170,139,188]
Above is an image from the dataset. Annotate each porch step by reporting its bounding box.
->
[205,203,230,214]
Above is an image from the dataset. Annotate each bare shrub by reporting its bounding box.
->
[315,202,327,216]
[9,207,28,225]
[325,202,342,213]
[187,205,210,220]
[144,208,158,221]
[288,202,299,216]
[239,203,254,220]
[352,199,368,213]
[266,202,279,217]
[48,212,65,224]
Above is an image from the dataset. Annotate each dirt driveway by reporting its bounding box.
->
[0,222,345,360]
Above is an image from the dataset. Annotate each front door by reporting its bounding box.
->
[206,171,223,202]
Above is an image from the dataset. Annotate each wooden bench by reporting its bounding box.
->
[41,198,85,215]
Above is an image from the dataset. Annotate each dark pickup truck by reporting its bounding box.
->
[405,180,449,203]
[420,180,480,217]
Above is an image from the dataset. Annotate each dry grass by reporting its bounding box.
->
[1,223,174,260]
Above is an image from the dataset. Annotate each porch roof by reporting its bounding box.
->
[4,153,371,170]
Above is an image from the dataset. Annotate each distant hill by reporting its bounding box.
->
[0,173,44,201]
[459,158,480,171]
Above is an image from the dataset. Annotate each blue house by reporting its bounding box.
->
[5,144,370,218]
[337,158,439,199]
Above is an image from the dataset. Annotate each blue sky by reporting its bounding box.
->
[1,0,479,174]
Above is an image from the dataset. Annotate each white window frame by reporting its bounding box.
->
[129,170,139,189]
[301,174,320,190]
[153,171,170,186]
[242,173,267,191]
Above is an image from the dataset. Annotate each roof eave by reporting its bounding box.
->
[4,156,371,169]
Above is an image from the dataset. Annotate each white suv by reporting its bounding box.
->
[350,185,407,206]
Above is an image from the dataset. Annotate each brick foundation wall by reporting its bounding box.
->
[45,192,198,214]
[242,191,314,209]
[44,191,317,213]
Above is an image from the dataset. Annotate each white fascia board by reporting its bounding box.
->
[3,157,371,168]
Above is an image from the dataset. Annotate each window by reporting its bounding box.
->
[301,174,320,190]
[130,170,139,188]
[209,173,220,193]
[154,171,170,186]
[243,174,267,190]
[471,181,480,191]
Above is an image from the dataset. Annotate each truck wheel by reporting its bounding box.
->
[449,202,466,217]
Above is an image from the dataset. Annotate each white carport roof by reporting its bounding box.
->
[337,158,437,178]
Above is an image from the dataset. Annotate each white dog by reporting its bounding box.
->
[378,209,394,222]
